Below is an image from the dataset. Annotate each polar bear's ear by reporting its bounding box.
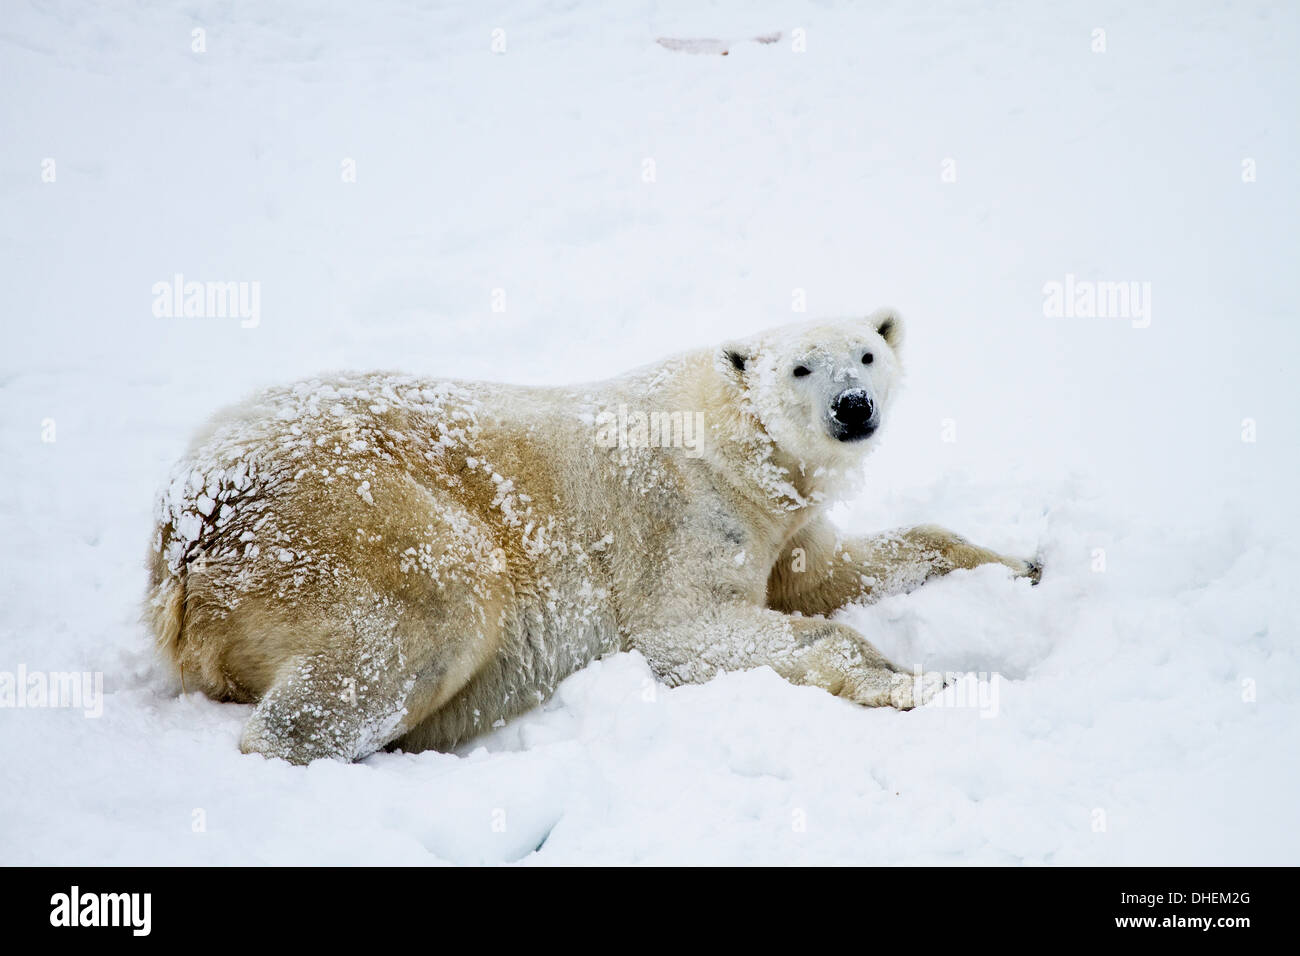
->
[872,309,904,350]
[722,348,748,373]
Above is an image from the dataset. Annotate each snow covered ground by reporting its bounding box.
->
[2,0,1297,864]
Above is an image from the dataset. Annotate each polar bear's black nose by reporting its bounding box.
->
[832,389,875,425]
[831,388,876,440]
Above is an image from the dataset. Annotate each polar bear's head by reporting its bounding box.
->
[719,309,904,476]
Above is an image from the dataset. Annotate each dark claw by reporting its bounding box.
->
[1025,558,1043,586]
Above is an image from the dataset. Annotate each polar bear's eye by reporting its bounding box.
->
[792,365,811,378]
[861,353,874,365]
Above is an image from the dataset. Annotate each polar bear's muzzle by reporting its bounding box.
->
[829,387,878,441]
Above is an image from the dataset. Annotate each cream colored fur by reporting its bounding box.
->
[146,309,1038,764]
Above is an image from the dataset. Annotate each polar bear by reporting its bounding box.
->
[147,310,1038,764]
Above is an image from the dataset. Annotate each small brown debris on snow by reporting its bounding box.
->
[656,37,729,56]
[656,33,782,56]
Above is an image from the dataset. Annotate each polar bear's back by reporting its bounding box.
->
[148,374,516,694]
[145,370,635,710]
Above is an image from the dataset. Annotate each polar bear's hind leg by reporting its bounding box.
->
[237,590,506,765]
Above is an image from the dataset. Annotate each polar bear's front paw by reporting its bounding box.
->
[888,670,946,710]
[1004,555,1042,585]
[1020,557,1043,585]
